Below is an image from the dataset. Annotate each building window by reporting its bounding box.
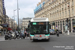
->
[72,7,74,15]
[64,0,66,1]
[51,14,52,17]
[63,21,64,25]
[62,8,63,11]
[63,11,65,16]
[60,11,61,17]
[65,4,66,9]
[69,9,70,16]
[50,13,51,17]
[68,2,70,8]
[65,10,67,16]
[62,11,63,17]
[62,0,64,3]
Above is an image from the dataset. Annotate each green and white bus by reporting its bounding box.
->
[28,18,50,41]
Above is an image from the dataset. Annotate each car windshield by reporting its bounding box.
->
[49,29,55,32]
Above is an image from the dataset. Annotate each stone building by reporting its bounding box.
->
[22,18,31,30]
[34,0,75,33]
[0,0,6,24]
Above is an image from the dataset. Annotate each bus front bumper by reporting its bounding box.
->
[30,36,50,40]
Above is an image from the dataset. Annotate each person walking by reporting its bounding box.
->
[24,29,27,38]
[56,29,59,37]
[20,29,25,39]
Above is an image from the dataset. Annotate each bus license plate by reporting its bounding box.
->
[38,38,42,40]
[35,35,38,37]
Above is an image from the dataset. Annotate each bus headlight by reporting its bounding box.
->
[30,35,34,39]
[46,36,49,38]
[31,36,34,38]
[45,34,50,39]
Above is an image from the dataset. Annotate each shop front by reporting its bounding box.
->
[0,25,3,36]
[52,22,55,29]
[0,24,9,36]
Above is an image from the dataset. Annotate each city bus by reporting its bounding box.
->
[28,17,50,41]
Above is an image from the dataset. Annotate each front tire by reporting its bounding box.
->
[23,36,25,39]
[9,38,12,40]
[47,39,50,42]
[33,39,36,42]
[5,36,8,40]
[5,38,8,40]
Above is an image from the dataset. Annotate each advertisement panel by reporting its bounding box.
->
[34,2,45,14]
[2,0,5,15]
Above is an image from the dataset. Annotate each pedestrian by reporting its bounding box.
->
[24,29,27,38]
[56,29,59,37]
[4,30,6,34]
[15,30,19,38]
[20,29,25,39]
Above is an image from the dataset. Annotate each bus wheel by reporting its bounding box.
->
[33,39,36,42]
[47,39,50,42]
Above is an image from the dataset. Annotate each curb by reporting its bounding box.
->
[62,33,75,36]
[0,36,4,37]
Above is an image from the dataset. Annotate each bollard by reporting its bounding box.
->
[67,30,70,35]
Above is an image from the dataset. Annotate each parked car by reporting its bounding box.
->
[49,29,56,35]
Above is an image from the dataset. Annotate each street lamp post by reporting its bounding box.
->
[13,10,16,30]
[67,2,70,35]
[17,0,20,30]
[14,10,16,20]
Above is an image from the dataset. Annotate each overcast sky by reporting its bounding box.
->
[5,0,41,23]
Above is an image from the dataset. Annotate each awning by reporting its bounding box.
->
[1,24,8,28]
[0,26,3,29]
[7,27,12,31]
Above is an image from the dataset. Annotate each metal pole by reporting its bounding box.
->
[14,10,16,30]
[14,10,16,20]
[67,3,70,35]
[17,0,19,30]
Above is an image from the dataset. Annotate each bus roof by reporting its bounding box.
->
[30,17,49,22]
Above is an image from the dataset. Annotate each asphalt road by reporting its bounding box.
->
[0,34,75,50]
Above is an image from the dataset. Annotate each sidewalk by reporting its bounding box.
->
[0,36,5,41]
[62,32,75,36]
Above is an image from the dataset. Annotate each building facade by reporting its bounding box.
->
[0,0,6,25]
[19,19,22,29]
[34,0,75,33]
[8,17,17,30]
[6,15,9,24]
[0,0,3,24]
[22,18,31,30]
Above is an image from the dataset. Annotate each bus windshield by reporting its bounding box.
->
[29,22,49,34]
